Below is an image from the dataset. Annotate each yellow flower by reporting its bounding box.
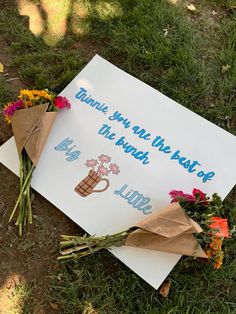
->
[214,251,224,269]
[19,89,34,100]
[19,89,52,102]
[204,238,224,269]
[3,103,11,124]
[24,100,33,108]
[31,90,52,101]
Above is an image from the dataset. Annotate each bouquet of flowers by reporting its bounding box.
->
[3,89,71,236]
[58,189,230,269]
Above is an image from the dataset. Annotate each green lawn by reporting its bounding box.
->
[0,1,236,313]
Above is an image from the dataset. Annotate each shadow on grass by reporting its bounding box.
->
[0,0,236,313]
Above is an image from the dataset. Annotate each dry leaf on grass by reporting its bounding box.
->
[163,28,168,36]
[186,4,197,12]
[0,62,4,73]
[50,302,59,310]
[167,0,179,4]
[221,64,231,74]
[159,280,172,297]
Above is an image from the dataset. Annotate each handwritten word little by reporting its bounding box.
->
[54,138,81,161]
[75,87,108,114]
[114,184,152,215]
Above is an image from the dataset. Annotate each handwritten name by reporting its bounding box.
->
[75,87,109,114]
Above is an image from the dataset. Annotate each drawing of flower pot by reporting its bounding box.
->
[74,170,110,197]
[74,154,120,197]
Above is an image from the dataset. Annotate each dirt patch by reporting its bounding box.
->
[0,35,82,313]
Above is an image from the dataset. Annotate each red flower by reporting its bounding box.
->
[209,217,229,238]
[192,188,205,201]
[169,190,195,203]
[54,96,71,109]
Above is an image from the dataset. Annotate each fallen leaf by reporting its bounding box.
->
[159,280,171,297]
[186,4,197,12]
[221,64,231,74]
[163,28,168,36]
[6,77,19,82]
[50,302,59,310]
[167,0,178,4]
[0,62,4,73]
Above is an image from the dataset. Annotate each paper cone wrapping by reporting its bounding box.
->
[10,103,57,165]
[125,203,208,258]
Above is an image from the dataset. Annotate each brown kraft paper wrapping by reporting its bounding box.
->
[125,203,208,258]
[10,103,57,165]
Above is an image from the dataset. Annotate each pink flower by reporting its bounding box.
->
[109,163,120,175]
[98,154,111,163]
[3,100,23,119]
[169,190,195,203]
[54,96,71,109]
[97,165,109,176]
[85,159,98,169]
[192,188,206,201]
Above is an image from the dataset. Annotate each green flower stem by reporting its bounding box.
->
[18,153,24,225]
[58,230,132,261]
[16,153,27,236]
[27,157,33,224]
[9,162,35,223]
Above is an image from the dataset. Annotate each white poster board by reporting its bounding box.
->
[1,55,236,289]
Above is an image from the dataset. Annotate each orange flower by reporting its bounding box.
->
[205,238,224,269]
[209,237,222,251]
[214,251,224,269]
[209,217,229,238]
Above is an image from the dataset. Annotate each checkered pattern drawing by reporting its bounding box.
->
[74,154,120,197]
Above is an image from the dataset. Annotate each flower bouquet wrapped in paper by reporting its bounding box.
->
[58,189,230,269]
[3,90,71,236]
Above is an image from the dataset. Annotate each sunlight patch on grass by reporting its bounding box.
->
[167,0,180,4]
[95,1,123,20]
[0,273,28,314]
[41,0,71,46]
[17,0,44,37]
[82,301,99,314]
[72,0,91,36]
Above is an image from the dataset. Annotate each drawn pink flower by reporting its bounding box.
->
[97,165,109,176]
[85,159,98,169]
[109,163,120,175]
[98,154,111,163]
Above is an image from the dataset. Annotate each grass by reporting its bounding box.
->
[0,0,236,313]
[0,76,11,103]
[48,245,236,314]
